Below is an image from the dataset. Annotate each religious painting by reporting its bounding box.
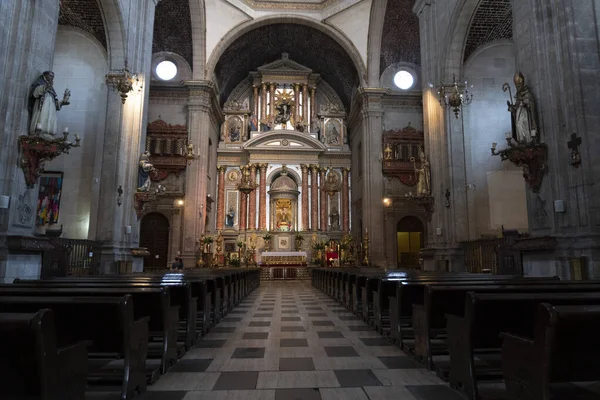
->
[225,116,243,143]
[324,119,343,147]
[36,171,63,226]
[225,190,238,228]
[275,199,292,232]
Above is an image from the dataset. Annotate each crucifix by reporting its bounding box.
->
[567,133,582,168]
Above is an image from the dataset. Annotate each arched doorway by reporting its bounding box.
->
[397,216,424,267]
[140,212,170,270]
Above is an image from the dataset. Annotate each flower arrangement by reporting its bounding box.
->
[202,235,214,244]
[262,232,273,241]
[236,241,245,249]
[295,232,305,242]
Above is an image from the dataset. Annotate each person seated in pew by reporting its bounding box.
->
[171,257,184,270]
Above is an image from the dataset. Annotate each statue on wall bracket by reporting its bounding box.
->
[491,72,548,193]
[19,71,80,188]
[405,147,434,221]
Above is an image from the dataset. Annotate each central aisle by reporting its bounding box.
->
[143,280,460,400]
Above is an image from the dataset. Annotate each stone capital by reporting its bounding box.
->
[310,164,320,172]
[259,163,268,171]
[217,165,227,173]
[300,164,309,172]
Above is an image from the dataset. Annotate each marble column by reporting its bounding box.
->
[239,183,247,232]
[248,164,257,230]
[319,168,327,231]
[310,165,319,230]
[342,167,350,232]
[261,83,267,120]
[269,84,276,118]
[258,164,268,230]
[301,165,309,231]
[310,87,316,120]
[252,86,259,117]
[216,166,226,230]
[294,84,301,120]
[302,85,309,122]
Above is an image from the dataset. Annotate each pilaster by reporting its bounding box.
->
[259,164,268,230]
[301,164,309,231]
[216,166,226,230]
[342,167,350,232]
[319,168,327,231]
[248,164,257,230]
[310,165,319,231]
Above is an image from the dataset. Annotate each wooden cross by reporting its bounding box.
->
[567,133,582,167]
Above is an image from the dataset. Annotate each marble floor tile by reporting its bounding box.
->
[256,371,340,389]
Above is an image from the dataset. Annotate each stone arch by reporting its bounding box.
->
[442,0,482,81]
[205,15,366,87]
[266,166,302,186]
[188,0,206,79]
[366,0,388,86]
[95,0,126,69]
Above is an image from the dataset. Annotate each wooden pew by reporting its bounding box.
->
[0,309,88,400]
[447,292,600,400]
[17,278,198,352]
[0,295,148,400]
[502,303,600,400]
[412,282,600,371]
[0,286,177,377]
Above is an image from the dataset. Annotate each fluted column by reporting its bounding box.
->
[248,164,257,230]
[342,167,350,232]
[319,168,327,231]
[269,83,276,117]
[301,165,309,231]
[302,84,308,121]
[259,164,268,230]
[310,165,319,230]
[252,85,259,117]
[261,83,267,120]
[216,166,226,230]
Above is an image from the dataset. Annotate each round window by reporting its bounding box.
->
[156,60,178,81]
[393,70,415,90]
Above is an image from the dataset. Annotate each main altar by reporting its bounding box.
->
[213,53,352,278]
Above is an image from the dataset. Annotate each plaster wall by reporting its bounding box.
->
[205,0,251,68]
[46,27,109,239]
[147,102,188,126]
[463,41,527,237]
[325,0,371,65]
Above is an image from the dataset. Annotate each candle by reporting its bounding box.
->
[492,142,497,149]
[505,132,512,139]
[36,123,42,130]
[64,127,69,133]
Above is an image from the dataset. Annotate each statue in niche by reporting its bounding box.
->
[249,114,258,131]
[411,148,431,196]
[225,207,235,227]
[310,116,321,136]
[137,151,155,192]
[229,120,241,142]
[275,100,292,126]
[504,72,539,144]
[326,121,341,145]
[275,199,292,231]
[330,207,340,230]
[29,71,71,136]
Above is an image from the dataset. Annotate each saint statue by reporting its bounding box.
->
[310,116,321,136]
[506,72,539,144]
[225,207,235,227]
[249,114,258,131]
[229,122,241,142]
[275,100,292,125]
[330,207,340,230]
[29,71,71,136]
[411,148,431,196]
[137,151,154,192]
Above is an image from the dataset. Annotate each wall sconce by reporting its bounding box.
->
[434,74,473,118]
[105,64,139,104]
[175,199,185,207]
[383,197,392,208]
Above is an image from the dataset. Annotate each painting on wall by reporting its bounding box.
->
[324,119,343,147]
[36,171,63,226]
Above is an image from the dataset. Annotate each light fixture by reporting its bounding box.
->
[394,70,414,90]
[435,74,473,118]
[383,197,392,207]
[156,60,177,81]
[237,165,258,269]
[185,142,196,164]
[176,199,185,207]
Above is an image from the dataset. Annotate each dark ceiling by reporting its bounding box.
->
[463,0,513,62]
[58,0,107,50]
[380,0,421,75]
[214,23,360,109]
[153,0,194,68]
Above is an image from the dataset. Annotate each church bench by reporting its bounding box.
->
[0,295,148,400]
[446,292,600,400]
[18,279,198,351]
[0,309,88,400]
[501,303,600,400]
[0,286,178,377]
[389,276,560,350]
[412,282,600,371]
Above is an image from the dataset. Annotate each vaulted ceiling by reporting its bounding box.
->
[153,0,194,68]
[58,0,107,50]
[380,0,421,75]
[464,0,513,62]
[214,23,360,109]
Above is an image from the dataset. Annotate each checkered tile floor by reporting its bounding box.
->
[88,281,600,400]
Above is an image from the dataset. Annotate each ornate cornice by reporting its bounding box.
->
[184,80,224,122]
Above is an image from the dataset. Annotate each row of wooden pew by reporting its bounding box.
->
[312,268,600,400]
[0,268,261,400]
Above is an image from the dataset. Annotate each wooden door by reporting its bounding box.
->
[396,216,425,267]
[140,212,170,270]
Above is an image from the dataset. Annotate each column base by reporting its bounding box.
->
[419,245,465,272]
[98,244,134,275]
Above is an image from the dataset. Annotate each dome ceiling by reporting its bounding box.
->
[380,0,421,75]
[214,23,360,110]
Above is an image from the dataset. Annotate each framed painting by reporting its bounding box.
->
[36,171,63,226]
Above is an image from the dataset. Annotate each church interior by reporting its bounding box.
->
[1,0,600,399]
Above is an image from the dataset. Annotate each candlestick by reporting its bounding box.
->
[64,127,69,133]
[36,123,42,131]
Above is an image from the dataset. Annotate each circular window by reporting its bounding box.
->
[156,60,177,81]
[393,70,414,90]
